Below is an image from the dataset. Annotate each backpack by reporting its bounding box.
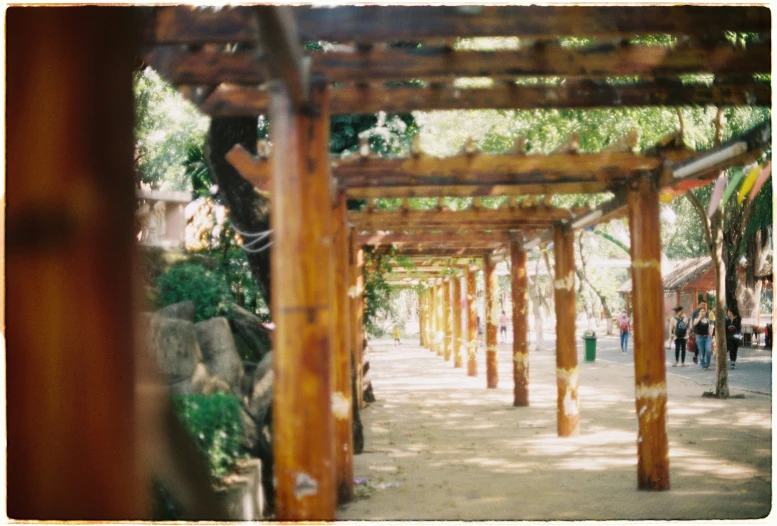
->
[675,317,687,339]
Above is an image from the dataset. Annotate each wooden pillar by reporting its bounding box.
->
[553,224,580,437]
[511,239,530,407]
[466,270,479,376]
[628,175,670,491]
[270,80,335,520]
[331,191,353,503]
[485,252,499,388]
[350,230,365,410]
[425,287,433,348]
[443,278,453,361]
[419,289,426,347]
[429,284,436,352]
[435,281,444,356]
[452,276,464,368]
[6,8,147,519]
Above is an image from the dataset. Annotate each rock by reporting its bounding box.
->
[248,352,273,421]
[157,301,195,322]
[228,305,272,363]
[195,317,244,395]
[201,375,232,395]
[146,314,203,395]
[190,362,211,394]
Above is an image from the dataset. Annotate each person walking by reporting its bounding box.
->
[693,306,713,370]
[392,325,401,346]
[617,309,631,354]
[499,310,509,344]
[688,300,708,364]
[726,307,742,369]
[669,305,689,367]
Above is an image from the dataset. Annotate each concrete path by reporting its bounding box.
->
[336,338,772,521]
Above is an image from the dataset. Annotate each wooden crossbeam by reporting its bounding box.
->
[195,80,770,116]
[375,247,498,257]
[150,6,769,44]
[144,42,770,85]
[348,208,571,232]
[359,232,511,245]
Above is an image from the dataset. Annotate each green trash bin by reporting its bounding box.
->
[583,330,597,362]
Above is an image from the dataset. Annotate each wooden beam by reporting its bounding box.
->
[370,247,500,258]
[466,270,479,377]
[195,80,770,116]
[145,41,770,85]
[452,276,464,368]
[348,208,571,231]
[485,252,499,389]
[331,191,353,504]
[270,80,335,520]
[254,6,310,110]
[627,175,670,491]
[151,6,769,44]
[359,232,511,245]
[511,238,530,407]
[553,224,580,437]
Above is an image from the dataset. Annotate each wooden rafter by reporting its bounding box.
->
[348,208,570,233]
[145,41,770,86]
[194,80,770,117]
[150,5,769,44]
[359,232,511,245]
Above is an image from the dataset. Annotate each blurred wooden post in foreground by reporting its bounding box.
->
[511,237,530,406]
[627,175,670,491]
[553,224,580,437]
[466,270,479,376]
[269,79,336,520]
[485,252,499,388]
[5,7,145,519]
[452,275,463,368]
[331,191,353,503]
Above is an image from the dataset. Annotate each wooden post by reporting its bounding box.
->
[6,8,147,519]
[270,80,336,519]
[628,175,670,491]
[331,191,353,504]
[443,278,453,361]
[511,238,530,406]
[429,284,437,352]
[452,275,463,368]
[467,270,479,376]
[350,230,365,410]
[418,288,425,346]
[553,224,580,437]
[485,252,499,388]
[435,281,444,356]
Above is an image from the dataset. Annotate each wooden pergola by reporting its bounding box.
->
[6,5,771,521]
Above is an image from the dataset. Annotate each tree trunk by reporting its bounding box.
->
[205,117,272,308]
[710,208,730,399]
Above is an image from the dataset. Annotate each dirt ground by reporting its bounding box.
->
[336,337,772,522]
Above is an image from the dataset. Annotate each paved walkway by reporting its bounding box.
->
[337,338,772,521]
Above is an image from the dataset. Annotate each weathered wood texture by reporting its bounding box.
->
[418,289,426,346]
[151,5,769,44]
[627,176,670,491]
[348,208,570,233]
[193,81,770,117]
[553,224,580,437]
[146,42,770,85]
[435,281,444,356]
[443,279,453,361]
[6,8,146,519]
[270,81,335,520]
[349,231,366,409]
[485,252,499,388]
[467,270,479,377]
[331,192,353,504]
[452,276,464,368]
[359,232,511,245]
[511,239,530,407]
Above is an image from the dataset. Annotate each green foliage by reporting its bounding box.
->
[172,393,247,479]
[133,68,209,190]
[157,262,233,322]
[363,249,395,337]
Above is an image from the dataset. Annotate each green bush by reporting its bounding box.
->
[157,262,233,322]
[172,392,247,479]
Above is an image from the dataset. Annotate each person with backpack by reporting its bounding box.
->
[617,309,631,354]
[669,305,689,367]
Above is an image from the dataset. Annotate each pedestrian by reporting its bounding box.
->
[669,306,689,367]
[726,306,742,369]
[477,316,484,346]
[617,309,631,354]
[392,325,401,346]
[688,300,708,364]
[693,306,713,370]
[499,310,508,343]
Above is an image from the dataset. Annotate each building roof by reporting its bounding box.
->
[619,257,714,294]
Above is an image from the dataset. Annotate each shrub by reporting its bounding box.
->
[172,392,247,479]
[157,262,233,322]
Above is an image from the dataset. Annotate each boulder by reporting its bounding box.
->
[248,352,273,421]
[145,314,202,395]
[195,317,244,395]
[157,301,195,322]
[228,305,272,363]
[201,375,232,396]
